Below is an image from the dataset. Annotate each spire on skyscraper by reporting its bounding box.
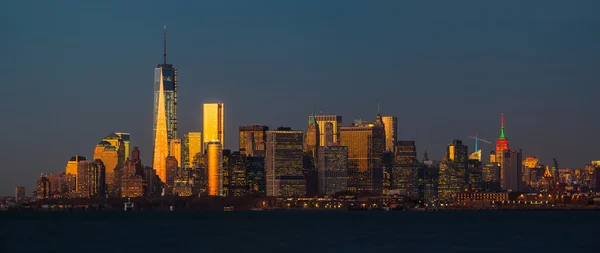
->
[163,25,167,65]
[499,113,506,139]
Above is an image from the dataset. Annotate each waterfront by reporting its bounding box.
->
[2,211,599,252]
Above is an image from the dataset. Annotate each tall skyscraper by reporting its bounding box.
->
[207,141,224,196]
[265,128,305,197]
[495,113,510,178]
[239,125,269,157]
[170,138,182,168]
[309,114,342,146]
[438,139,468,201]
[93,133,125,197]
[65,155,86,189]
[304,112,320,157]
[317,145,348,196]
[502,149,523,192]
[153,26,178,184]
[203,103,224,149]
[184,132,202,169]
[165,156,178,195]
[115,133,130,160]
[391,141,419,199]
[382,116,397,151]
[339,115,386,193]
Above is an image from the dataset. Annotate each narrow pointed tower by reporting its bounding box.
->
[495,113,510,165]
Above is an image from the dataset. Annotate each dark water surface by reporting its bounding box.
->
[1,211,598,253]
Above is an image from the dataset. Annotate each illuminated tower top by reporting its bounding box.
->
[495,113,509,163]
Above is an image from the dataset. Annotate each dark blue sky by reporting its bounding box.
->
[2,0,600,195]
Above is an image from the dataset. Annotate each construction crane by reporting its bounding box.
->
[468,133,492,152]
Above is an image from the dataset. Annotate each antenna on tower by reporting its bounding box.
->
[163,25,167,65]
[377,101,380,114]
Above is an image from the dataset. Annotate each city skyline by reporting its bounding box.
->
[3,1,600,196]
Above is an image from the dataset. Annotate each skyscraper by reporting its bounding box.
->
[339,116,386,193]
[153,26,178,184]
[115,133,130,160]
[165,156,178,195]
[304,112,320,157]
[203,102,224,148]
[65,155,86,189]
[391,141,419,199]
[495,113,510,177]
[382,116,397,151]
[207,141,224,196]
[309,114,342,146]
[438,139,468,201]
[265,128,305,197]
[170,138,182,168]
[239,125,269,157]
[502,149,523,192]
[184,132,202,169]
[317,145,348,196]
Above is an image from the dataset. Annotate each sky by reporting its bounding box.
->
[2,0,600,196]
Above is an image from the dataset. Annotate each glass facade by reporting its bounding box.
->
[317,145,348,195]
[382,116,397,152]
[239,125,268,157]
[339,124,385,193]
[392,141,419,199]
[265,130,305,197]
[203,103,224,148]
[207,141,223,196]
[308,115,342,146]
[184,132,202,169]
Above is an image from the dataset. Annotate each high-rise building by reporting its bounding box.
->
[65,155,86,190]
[418,162,439,204]
[382,116,397,152]
[482,162,501,191]
[438,140,468,202]
[339,119,385,193]
[391,141,419,199]
[169,138,182,168]
[165,156,178,195]
[15,185,26,203]
[228,152,248,196]
[184,132,202,169]
[115,133,131,160]
[94,139,122,197]
[239,125,269,157]
[495,113,510,177]
[502,149,523,192]
[309,114,342,146]
[121,159,143,198]
[467,158,483,192]
[523,157,539,188]
[247,156,266,196]
[153,26,178,185]
[317,145,348,196]
[207,141,224,196]
[203,102,224,148]
[265,128,305,197]
[36,174,51,200]
[304,113,320,157]
[173,168,193,196]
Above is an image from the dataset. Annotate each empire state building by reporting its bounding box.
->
[153,26,178,183]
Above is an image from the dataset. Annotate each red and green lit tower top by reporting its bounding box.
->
[495,113,509,159]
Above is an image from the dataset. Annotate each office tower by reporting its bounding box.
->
[15,185,26,203]
[467,159,483,192]
[239,125,269,157]
[144,166,160,197]
[207,141,224,196]
[121,159,143,198]
[184,132,202,169]
[382,151,394,195]
[36,174,51,200]
[304,112,320,156]
[303,152,318,197]
[523,157,539,189]
[382,116,398,151]
[438,140,468,201]
[247,156,266,196]
[469,149,482,162]
[317,145,348,196]
[482,162,501,191]
[489,151,497,163]
[76,161,92,198]
[228,152,248,196]
[153,26,178,185]
[339,118,385,193]
[495,113,510,178]
[222,149,231,196]
[165,156,178,195]
[169,138,182,168]
[583,162,598,190]
[115,133,130,160]
[173,168,193,196]
[323,122,334,146]
[502,149,523,192]
[65,155,86,191]
[203,102,224,148]
[91,159,106,198]
[391,141,419,199]
[265,127,305,197]
[418,162,439,204]
[309,114,342,146]
[94,140,122,197]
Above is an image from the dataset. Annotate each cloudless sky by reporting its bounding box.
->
[2,0,600,196]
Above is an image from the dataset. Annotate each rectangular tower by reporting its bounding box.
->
[382,116,397,151]
[203,103,224,148]
[239,125,269,157]
[309,115,342,146]
[184,132,202,169]
[391,141,419,199]
[502,149,523,192]
[265,128,305,197]
[317,145,348,195]
[339,123,385,193]
[169,138,182,168]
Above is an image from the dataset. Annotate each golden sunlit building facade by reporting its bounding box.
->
[207,141,224,196]
[65,155,86,191]
[309,114,342,146]
[239,125,269,157]
[203,102,224,148]
[94,141,121,197]
[382,116,397,152]
[339,122,385,193]
[170,138,182,168]
[184,132,202,169]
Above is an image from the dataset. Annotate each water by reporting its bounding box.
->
[2,211,599,253]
